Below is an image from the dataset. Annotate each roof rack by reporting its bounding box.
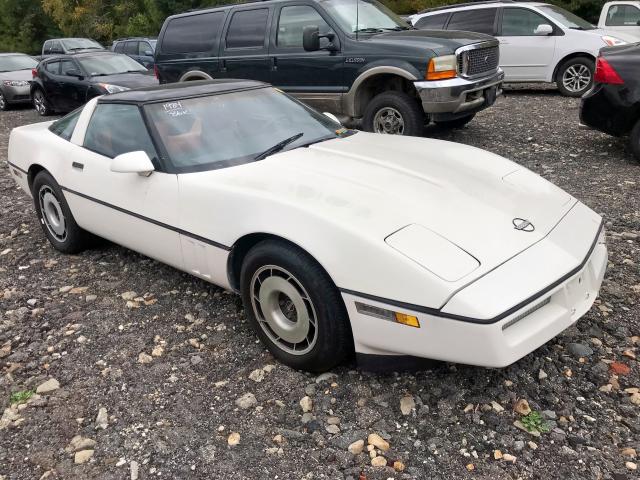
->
[416,0,514,15]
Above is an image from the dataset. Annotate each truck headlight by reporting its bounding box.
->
[3,80,29,87]
[426,55,457,80]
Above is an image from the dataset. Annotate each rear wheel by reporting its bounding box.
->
[362,91,425,136]
[240,239,352,372]
[434,113,476,129]
[32,171,91,253]
[556,57,594,97]
[33,88,52,116]
[630,120,640,163]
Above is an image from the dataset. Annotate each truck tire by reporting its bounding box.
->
[434,113,476,129]
[362,91,425,136]
[630,120,640,163]
[556,57,594,97]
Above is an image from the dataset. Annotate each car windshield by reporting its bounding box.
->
[318,0,409,33]
[78,54,147,76]
[537,5,595,30]
[144,87,351,173]
[0,55,38,72]
[61,38,104,51]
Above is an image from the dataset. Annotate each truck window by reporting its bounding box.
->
[501,8,549,36]
[226,9,269,49]
[415,13,449,29]
[124,41,138,55]
[447,8,497,35]
[277,6,331,48]
[606,4,640,26]
[162,12,225,53]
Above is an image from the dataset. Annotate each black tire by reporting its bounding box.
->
[0,91,10,111]
[630,120,640,164]
[556,57,595,97]
[362,91,425,136]
[32,88,52,116]
[434,113,476,129]
[32,171,91,254]
[240,239,352,372]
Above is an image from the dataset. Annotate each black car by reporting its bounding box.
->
[31,51,159,116]
[112,37,157,68]
[580,42,640,163]
[154,0,504,136]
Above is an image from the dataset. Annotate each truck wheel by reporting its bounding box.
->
[240,239,352,372]
[630,120,640,163]
[363,91,425,136]
[434,113,476,129]
[556,57,594,97]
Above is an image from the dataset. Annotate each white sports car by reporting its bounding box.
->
[7,80,607,372]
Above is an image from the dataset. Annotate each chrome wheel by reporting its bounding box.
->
[250,265,317,355]
[0,92,6,110]
[33,90,47,115]
[562,64,591,94]
[373,107,405,135]
[38,186,67,242]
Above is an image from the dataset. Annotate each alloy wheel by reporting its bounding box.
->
[0,92,6,110]
[38,185,67,242]
[562,64,591,94]
[33,91,46,115]
[250,265,318,355]
[373,107,405,135]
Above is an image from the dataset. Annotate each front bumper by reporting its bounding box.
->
[2,85,32,104]
[415,68,504,119]
[344,209,607,368]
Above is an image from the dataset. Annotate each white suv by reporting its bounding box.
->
[409,1,637,96]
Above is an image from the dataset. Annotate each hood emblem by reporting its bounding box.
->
[513,218,535,232]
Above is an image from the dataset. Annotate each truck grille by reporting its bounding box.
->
[457,45,499,78]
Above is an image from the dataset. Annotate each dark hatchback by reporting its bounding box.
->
[580,42,640,163]
[31,51,158,116]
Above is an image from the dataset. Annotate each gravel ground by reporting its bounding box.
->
[0,87,639,480]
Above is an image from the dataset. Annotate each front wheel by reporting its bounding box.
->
[556,57,594,97]
[434,113,476,129]
[630,120,640,163]
[0,91,9,111]
[33,89,52,116]
[362,91,425,136]
[240,240,352,372]
[32,171,92,253]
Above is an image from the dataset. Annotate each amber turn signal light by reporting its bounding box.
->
[426,55,458,80]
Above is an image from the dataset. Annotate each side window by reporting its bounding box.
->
[606,5,640,26]
[162,12,225,53]
[45,61,61,74]
[447,8,497,35]
[43,40,51,53]
[501,8,551,35]
[60,60,78,76]
[139,42,152,55]
[49,108,82,141]
[114,42,124,53]
[226,9,269,49]
[84,104,158,161]
[124,41,138,55]
[277,6,330,48]
[415,13,449,29]
[51,41,63,54]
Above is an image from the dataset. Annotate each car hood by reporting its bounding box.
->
[198,132,575,280]
[89,72,158,88]
[362,29,497,56]
[0,70,34,81]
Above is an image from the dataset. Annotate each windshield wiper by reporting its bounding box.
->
[254,133,304,161]
[354,27,385,33]
[381,26,412,31]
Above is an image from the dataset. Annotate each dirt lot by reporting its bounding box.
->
[0,88,638,480]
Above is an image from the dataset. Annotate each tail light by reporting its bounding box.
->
[32,68,38,79]
[594,56,624,85]
[154,64,159,80]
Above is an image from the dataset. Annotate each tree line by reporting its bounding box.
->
[0,0,606,55]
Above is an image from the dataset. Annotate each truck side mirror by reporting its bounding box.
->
[303,25,320,51]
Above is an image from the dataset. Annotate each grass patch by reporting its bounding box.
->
[521,411,551,434]
[10,390,34,405]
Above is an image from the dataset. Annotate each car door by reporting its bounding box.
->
[64,101,182,268]
[138,41,155,68]
[124,41,140,63]
[496,7,557,81]
[220,7,271,82]
[603,3,640,37]
[41,60,63,109]
[269,3,344,113]
[59,59,88,111]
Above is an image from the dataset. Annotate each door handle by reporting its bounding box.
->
[271,57,278,71]
[72,162,84,170]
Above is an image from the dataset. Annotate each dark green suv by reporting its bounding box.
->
[155,0,504,136]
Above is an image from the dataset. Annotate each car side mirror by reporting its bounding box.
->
[66,69,83,79]
[110,151,155,177]
[303,25,338,52]
[144,50,153,56]
[534,24,553,35]
[323,112,341,125]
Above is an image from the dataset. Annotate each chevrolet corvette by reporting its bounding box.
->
[7,80,607,372]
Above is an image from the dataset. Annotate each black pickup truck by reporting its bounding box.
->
[155,0,504,136]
